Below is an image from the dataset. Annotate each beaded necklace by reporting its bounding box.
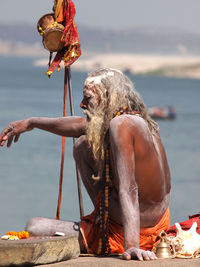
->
[97,106,140,255]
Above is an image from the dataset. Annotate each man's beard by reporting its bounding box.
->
[84,108,107,165]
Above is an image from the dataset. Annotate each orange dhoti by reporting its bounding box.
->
[80,203,170,254]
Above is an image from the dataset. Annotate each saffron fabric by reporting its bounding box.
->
[80,195,170,254]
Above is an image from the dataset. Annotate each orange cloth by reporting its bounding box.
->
[56,3,64,23]
[80,202,170,255]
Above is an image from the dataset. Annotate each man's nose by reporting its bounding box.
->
[80,101,86,109]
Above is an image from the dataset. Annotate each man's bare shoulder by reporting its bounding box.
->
[109,114,159,150]
[110,114,149,134]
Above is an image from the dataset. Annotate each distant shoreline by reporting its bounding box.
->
[1,39,200,79]
[33,52,200,80]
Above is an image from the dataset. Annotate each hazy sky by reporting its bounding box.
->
[1,0,200,34]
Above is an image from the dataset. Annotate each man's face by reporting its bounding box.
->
[80,83,100,111]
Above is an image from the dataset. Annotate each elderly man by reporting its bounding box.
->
[0,68,171,261]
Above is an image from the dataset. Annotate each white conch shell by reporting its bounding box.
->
[173,222,200,258]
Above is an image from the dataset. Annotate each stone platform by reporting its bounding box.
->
[0,236,80,266]
[42,256,200,267]
[0,236,199,267]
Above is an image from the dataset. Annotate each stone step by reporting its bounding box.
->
[43,256,200,267]
[0,236,80,266]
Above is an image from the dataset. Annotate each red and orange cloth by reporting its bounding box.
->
[167,212,200,236]
[80,194,170,255]
[46,0,81,77]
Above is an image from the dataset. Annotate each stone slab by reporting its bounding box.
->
[41,256,200,267]
[0,236,80,266]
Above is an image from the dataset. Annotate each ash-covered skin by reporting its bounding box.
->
[0,68,170,261]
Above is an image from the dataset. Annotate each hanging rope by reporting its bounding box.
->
[56,66,68,220]
[56,67,84,220]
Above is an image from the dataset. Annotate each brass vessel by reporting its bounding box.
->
[155,231,175,259]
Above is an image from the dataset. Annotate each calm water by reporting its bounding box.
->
[0,56,199,235]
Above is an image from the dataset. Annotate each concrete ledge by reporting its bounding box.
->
[0,236,80,266]
[42,256,200,267]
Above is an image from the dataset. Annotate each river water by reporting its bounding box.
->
[0,56,199,235]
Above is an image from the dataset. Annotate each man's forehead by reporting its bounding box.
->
[85,76,103,85]
[85,71,115,86]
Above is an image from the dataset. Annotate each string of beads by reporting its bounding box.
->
[97,106,140,255]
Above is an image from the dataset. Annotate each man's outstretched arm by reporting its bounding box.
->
[0,116,86,147]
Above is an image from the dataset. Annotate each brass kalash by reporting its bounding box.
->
[155,231,175,259]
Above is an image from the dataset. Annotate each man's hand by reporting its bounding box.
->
[122,247,157,261]
[0,119,33,147]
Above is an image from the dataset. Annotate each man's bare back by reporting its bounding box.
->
[107,114,170,228]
